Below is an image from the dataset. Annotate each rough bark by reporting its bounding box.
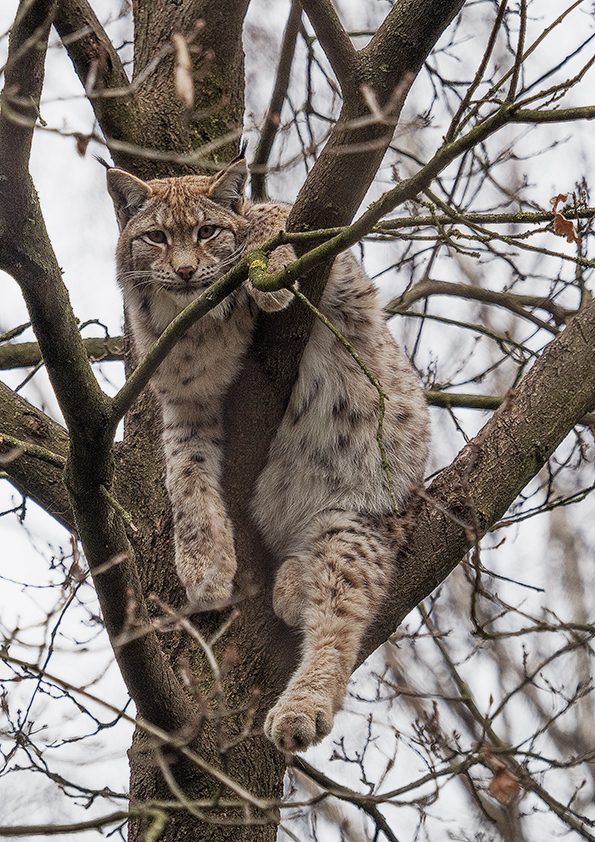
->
[0,380,71,529]
[54,0,137,167]
[129,0,251,177]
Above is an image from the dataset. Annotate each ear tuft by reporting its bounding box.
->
[95,154,112,170]
[208,156,248,211]
[106,169,151,230]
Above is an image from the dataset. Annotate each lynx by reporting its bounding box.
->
[107,154,430,752]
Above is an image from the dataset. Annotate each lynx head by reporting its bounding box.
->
[106,156,251,305]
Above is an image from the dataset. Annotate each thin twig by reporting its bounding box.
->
[288,284,400,514]
[252,0,302,201]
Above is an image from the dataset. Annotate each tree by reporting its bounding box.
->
[1,0,595,839]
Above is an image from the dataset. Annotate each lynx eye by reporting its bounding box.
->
[197,224,217,240]
[145,230,167,244]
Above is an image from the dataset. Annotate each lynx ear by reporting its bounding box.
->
[208,155,248,211]
[106,169,152,230]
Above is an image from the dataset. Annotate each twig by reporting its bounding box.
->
[1,653,271,812]
[299,0,359,96]
[385,276,574,327]
[0,432,66,469]
[288,283,400,514]
[506,0,527,101]
[445,0,509,141]
[419,605,595,841]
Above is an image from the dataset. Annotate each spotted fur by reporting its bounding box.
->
[107,156,430,752]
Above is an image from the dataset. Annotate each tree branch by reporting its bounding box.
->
[0,0,57,174]
[0,336,125,370]
[0,0,111,448]
[0,1,194,734]
[385,278,571,331]
[361,297,595,661]
[53,0,137,165]
[251,0,302,201]
[287,0,467,240]
[0,812,131,838]
[0,380,72,529]
[299,0,359,96]
[511,105,595,123]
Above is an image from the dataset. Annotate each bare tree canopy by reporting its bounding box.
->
[1,0,595,840]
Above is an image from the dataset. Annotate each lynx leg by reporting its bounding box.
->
[273,556,309,627]
[265,511,394,752]
[162,421,236,606]
[171,475,236,606]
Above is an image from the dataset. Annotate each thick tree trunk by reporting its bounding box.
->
[105,5,289,839]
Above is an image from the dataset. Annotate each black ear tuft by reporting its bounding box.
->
[106,169,152,231]
[94,155,112,170]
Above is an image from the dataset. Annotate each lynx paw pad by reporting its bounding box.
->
[264,696,334,752]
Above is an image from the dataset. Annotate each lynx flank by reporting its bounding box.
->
[107,155,430,752]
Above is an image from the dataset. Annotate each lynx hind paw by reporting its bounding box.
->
[264,694,334,752]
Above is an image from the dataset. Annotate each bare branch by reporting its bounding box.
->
[0,335,125,370]
[0,380,72,529]
[53,0,136,163]
[251,0,302,201]
[445,0,509,141]
[386,278,572,331]
[299,0,359,96]
[363,296,595,659]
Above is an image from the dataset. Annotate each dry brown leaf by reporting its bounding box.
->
[550,192,568,210]
[487,767,522,804]
[553,211,581,244]
[75,135,90,157]
[549,192,581,244]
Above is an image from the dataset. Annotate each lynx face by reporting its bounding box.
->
[108,165,251,308]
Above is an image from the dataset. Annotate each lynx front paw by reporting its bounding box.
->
[175,541,236,609]
[250,286,293,313]
[264,693,334,752]
[185,576,233,609]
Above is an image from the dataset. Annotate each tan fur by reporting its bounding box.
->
[107,156,430,752]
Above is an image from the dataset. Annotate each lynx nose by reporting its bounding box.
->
[176,265,197,281]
